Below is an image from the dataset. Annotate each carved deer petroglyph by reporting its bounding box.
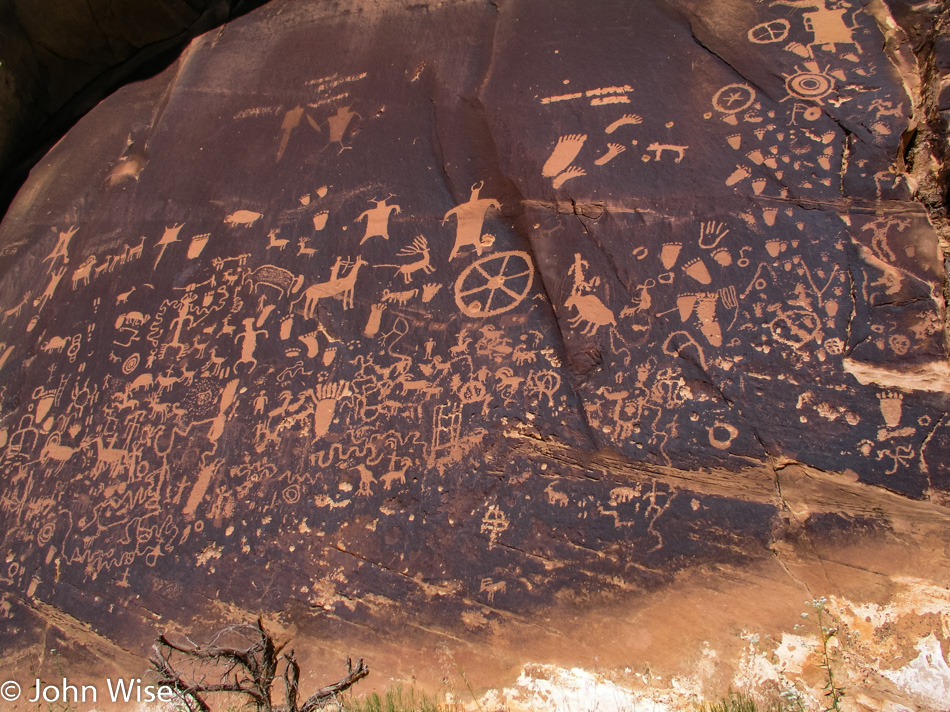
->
[374,235,434,283]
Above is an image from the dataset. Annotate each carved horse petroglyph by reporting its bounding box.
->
[295,257,368,316]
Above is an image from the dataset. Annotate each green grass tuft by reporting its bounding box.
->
[343,685,448,712]
[701,691,781,712]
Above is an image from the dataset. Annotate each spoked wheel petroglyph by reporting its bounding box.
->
[454,251,535,317]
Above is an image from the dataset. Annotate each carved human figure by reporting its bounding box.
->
[236,318,268,372]
[43,225,78,271]
[326,105,361,151]
[443,182,500,261]
[356,198,401,244]
[33,265,68,313]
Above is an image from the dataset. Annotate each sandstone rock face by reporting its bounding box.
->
[0,0,268,210]
[0,0,948,709]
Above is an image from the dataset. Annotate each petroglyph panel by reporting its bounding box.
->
[0,0,946,674]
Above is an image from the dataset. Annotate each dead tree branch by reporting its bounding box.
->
[149,618,368,712]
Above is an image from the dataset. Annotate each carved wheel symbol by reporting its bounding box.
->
[748,19,789,44]
[454,251,535,317]
[784,66,834,102]
[787,72,833,100]
[712,83,756,114]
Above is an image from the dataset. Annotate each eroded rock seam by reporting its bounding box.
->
[879,2,950,348]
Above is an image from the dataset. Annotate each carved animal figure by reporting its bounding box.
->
[511,344,537,364]
[297,237,316,257]
[224,210,263,227]
[156,372,181,395]
[245,264,305,300]
[380,288,417,306]
[128,373,153,392]
[495,367,524,396]
[450,330,472,355]
[564,293,616,335]
[2,293,32,322]
[296,257,367,316]
[148,396,175,422]
[42,336,69,354]
[40,434,79,465]
[381,461,410,490]
[35,266,68,311]
[204,347,229,378]
[85,436,132,476]
[116,311,148,327]
[266,229,289,250]
[116,287,135,304]
[479,578,506,603]
[646,143,687,162]
[125,235,146,261]
[71,255,97,289]
[525,369,561,408]
[374,235,434,283]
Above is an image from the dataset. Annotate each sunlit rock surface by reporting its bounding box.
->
[0,0,948,709]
